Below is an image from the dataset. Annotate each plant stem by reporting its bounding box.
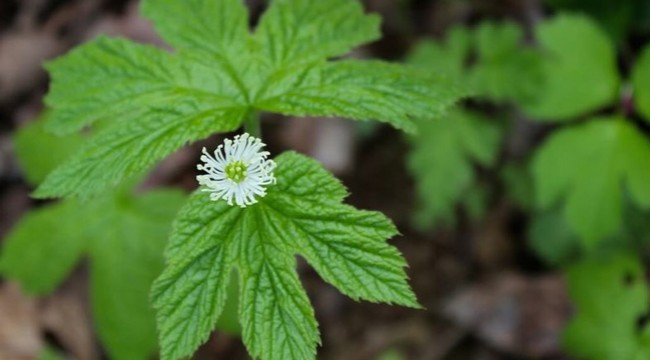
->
[244,110,261,138]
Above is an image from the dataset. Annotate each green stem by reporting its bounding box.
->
[244,110,261,138]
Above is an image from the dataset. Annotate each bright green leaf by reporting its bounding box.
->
[254,0,380,67]
[633,44,650,122]
[523,14,620,121]
[37,0,462,199]
[43,37,246,135]
[141,0,249,58]
[152,152,418,360]
[564,253,650,360]
[532,117,650,246]
[34,103,247,199]
[255,60,462,133]
[408,109,502,229]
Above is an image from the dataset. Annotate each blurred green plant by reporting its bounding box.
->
[1,119,194,360]
[564,254,650,359]
[406,12,650,360]
[406,20,538,229]
[407,109,501,228]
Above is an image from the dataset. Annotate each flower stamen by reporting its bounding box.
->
[196,133,276,207]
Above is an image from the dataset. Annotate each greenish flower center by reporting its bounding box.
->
[225,160,248,183]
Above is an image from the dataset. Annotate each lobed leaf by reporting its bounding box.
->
[40,0,462,198]
[152,152,418,360]
[469,21,543,103]
[522,14,620,121]
[0,190,185,360]
[532,117,650,245]
[35,104,247,198]
[408,109,502,229]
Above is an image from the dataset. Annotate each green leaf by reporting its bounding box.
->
[633,44,650,122]
[13,116,85,185]
[469,21,543,103]
[255,60,462,133]
[532,117,650,246]
[522,14,620,121]
[527,211,580,266]
[141,0,249,57]
[0,189,186,360]
[35,35,249,198]
[408,109,502,229]
[89,190,185,360]
[152,152,418,360]
[34,103,247,199]
[38,0,462,198]
[254,0,380,67]
[564,253,650,360]
[406,27,471,87]
[0,201,87,294]
[44,37,246,135]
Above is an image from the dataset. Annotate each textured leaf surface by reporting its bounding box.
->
[44,37,246,134]
[152,152,418,360]
[523,14,620,121]
[141,0,249,57]
[0,190,185,360]
[36,36,248,198]
[532,117,650,245]
[254,0,380,67]
[633,44,650,122]
[564,253,650,360]
[38,0,461,198]
[35,103,247,199]
[408,109,502,229]
[255,60,462,133]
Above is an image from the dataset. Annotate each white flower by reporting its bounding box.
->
[196,133,276,207]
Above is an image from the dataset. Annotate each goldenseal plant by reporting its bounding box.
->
[30,0,463,359]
